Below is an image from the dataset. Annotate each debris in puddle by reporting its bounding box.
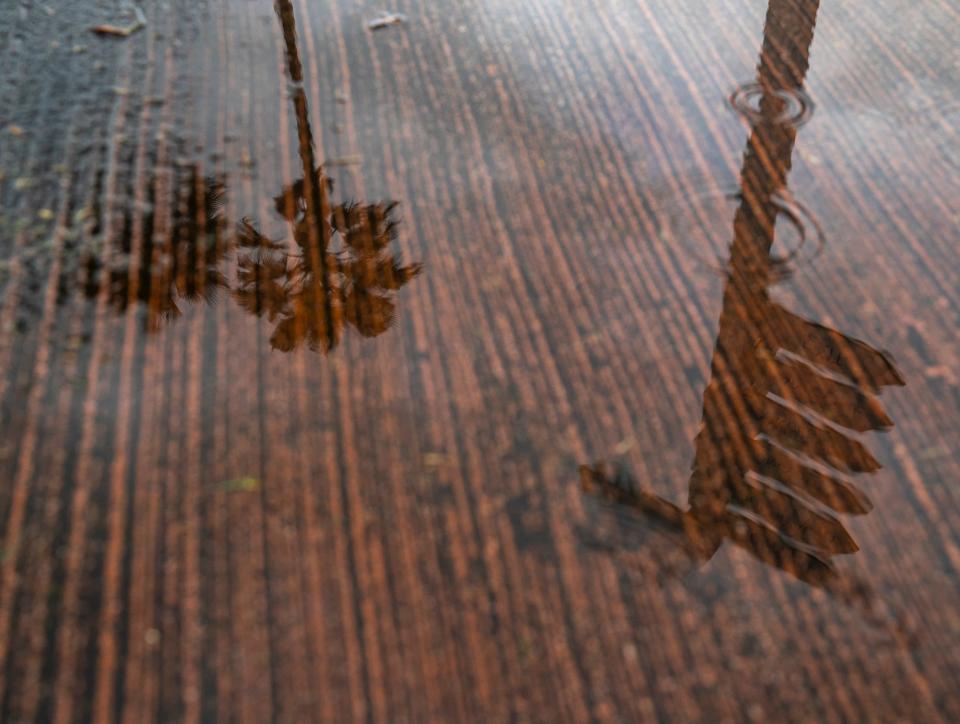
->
[90,4,147,37]
[919,444,951,461]
[218,477,261,492]
[423,452,454,468]
[366,12,407,31]
[326,155,362,167]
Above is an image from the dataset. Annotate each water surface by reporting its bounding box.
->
[0,0,958,720]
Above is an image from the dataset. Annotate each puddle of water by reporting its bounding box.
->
[0,0,958,720]
[4,0,423,356]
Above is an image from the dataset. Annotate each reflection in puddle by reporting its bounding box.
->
[80,164,229,330]
[580,0,906,610]
[74,0,422,353]
[234,185,421,352]
[668,185,825,276]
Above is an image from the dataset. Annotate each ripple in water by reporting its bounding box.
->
[658,186,825,278]
[729,82,815,127]
[764,188,826,266]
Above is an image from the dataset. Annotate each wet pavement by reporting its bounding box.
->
[1,0,959,721]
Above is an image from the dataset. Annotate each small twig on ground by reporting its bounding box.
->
[90,4,147,37]
[366,12,407,31]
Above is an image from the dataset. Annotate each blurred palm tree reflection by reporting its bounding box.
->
[81,0,421,353]
[233,173,421,352]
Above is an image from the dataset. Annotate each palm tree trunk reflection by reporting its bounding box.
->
[581,0,905,605]
[231,0,422,352]
[274,0,336,350]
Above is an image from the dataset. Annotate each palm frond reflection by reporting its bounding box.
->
[233,169,421,353]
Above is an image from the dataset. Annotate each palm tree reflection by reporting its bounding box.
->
[80,0,421,352]
[580,0,905,602]
[233,190,421,352]
[230,0,420,352]
[81,164,229,331]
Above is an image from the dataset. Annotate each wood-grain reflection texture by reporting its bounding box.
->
[0,0,958,721]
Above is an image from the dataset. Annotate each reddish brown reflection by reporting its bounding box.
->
[229,0,421,352]
[78,0,421,353]
[580,0,905,600]
[234,184,421,352]
[80,164,229,331]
